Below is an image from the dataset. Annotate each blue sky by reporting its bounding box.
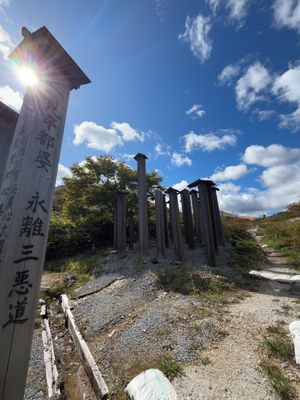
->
[1,0,300,216]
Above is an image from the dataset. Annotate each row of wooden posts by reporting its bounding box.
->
[114,153,224,267]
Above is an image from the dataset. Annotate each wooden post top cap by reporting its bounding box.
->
[0,101,18,125]
[9,26,91,90]
[133,153,148,160]
[188,179,215,188]
[165,187,180,194]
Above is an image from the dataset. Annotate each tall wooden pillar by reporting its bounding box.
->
[207,185,219,254]
[0,102,18,190]
[113,204,117,249]
[114,191,126,259]
[0,26,91,400]
[155,190,165,258]
[166,188,183,262]
[134,153,149,257]
[211,186,225,246]
[162,195,170,248]
[180,189,195,250]
[188,179,216,266]
[190,189,202,244]
[128,213,134,250]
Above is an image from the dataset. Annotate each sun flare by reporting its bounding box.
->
[18,65,39,87]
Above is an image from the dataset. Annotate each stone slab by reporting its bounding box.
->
[249,270,300,283]
[74,273,125,298]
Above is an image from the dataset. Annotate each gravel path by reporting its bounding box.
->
[173,231,300,399]
[24,325,48,400]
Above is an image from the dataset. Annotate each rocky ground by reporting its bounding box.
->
[25,233,300,399]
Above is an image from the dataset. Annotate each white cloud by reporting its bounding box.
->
[227,0,249,22]
[211,164,250,181]
[272,64,300,131]
[278,107,300,130]
[184,131,237,152]
[218,63,240,85]
[122,153,135,161]
[235,62,272,110]
[0,0,10,7]
[0,25,13,59]
[186,104,206,118]
[218,182,241,193]
[73,121,145,153]
[173,179,189,191]
[253,109,275,121]
[273,0,300,33]
[206,0,222,13]
[55,163,72,186]
[215,143,300,215]
[206,0,249,24]
[242,144,300,167]
[218,161,300,216]
[0,85,23,112]
[111,122,144,142]
[273,64,300,104]
[179,14,212,63]
[171,152,192,167]
[74,121,123,153]
[155,142,170,157]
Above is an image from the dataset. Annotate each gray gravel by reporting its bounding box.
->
[24,324,47,400]
[73,274,158,338]
[74,273,126,298]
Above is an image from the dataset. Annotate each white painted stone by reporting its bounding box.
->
[290,275,300,283]
[249,270,300,283]
[125,369,177,400]
[289,321,300,364]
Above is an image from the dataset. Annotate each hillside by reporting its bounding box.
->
[258,203,300,269]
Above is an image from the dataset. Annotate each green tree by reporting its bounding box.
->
[47,156,164,259]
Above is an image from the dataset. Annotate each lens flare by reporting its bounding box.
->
[17,65,39,87]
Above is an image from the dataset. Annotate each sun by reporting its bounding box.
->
[17,65,39,87]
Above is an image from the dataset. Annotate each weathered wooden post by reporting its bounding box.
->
[114,191,126,259]
[162,195,170,248]
[180,189,195,250]
[128,213,134,250]
[0,102,18,190]
[134,153,149,257]
[190,189,202,244]
[155,190,165,258]
[211,186,225,246]
[113,205,117,250]
[0,26,90,400]
[207,185,219,254]
[166,188,183,262]
[188,180,216,266]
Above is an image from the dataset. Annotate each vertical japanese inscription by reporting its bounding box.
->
[1,95,60,331]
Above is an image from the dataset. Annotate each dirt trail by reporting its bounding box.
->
[173,228,300,399]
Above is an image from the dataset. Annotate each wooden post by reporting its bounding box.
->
[166,188,183,262]
[188,180,216,266]
[155,190,165,258]
[162,195,170,248]
[134,153,149,257]
[128,213,134,250]
[190,190,202,244]
[0,102,18,190]
[180,189,195,250]
[0,26,90,400]
[207,185,219,254]
[114,191,126,259]
[211,186,225,246]
[113,203,117,250]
